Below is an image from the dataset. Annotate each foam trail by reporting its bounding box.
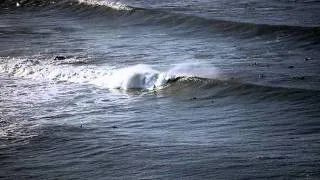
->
[77,0,133,11]
[0,57,113,84]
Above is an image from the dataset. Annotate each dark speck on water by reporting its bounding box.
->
[54,56,67,60]
[305,57,312,61]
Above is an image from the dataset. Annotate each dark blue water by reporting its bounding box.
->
[0,0,320,179]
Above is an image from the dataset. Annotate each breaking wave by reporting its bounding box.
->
[0,56,220,90]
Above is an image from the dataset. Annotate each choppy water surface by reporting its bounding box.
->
[1,0,320,179]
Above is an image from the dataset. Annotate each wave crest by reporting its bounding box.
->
[77,0,133,11]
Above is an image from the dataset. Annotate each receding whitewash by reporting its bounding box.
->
[77,0,133,11]
[0,57,112,84]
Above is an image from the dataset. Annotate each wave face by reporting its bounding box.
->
[1,0,320,179]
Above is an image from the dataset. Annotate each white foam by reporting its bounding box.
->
[0,57,111,83]
[98,64,162,90]
[78,0,133,11]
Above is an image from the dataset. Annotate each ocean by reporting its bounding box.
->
[0,0,320,179]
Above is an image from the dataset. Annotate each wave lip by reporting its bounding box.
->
[77,0,133,11]
[93,64,220,90]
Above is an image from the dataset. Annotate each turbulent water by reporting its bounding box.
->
[1,0,320,179]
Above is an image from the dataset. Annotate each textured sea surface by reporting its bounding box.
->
[0,0,320,179]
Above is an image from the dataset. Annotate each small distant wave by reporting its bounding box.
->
[2,0,319,44]
[71,0,320,45]
[77,0,133,11]
[0,0,62,8]
[0,0,134,11]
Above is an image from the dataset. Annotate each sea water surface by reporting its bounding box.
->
[0,0,320,179]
